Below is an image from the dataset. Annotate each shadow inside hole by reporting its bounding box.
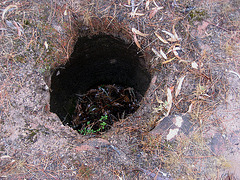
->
[50,35,151,134]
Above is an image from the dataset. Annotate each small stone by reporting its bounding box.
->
[150,113,193,141]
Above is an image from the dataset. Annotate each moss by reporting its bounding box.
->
[188,9,208,23]
[41,127,50,135]
[0,145,5,151]
[24,19,30,26]
[77,164,93,179]
[15,55,26,63]
[26,129,39,143]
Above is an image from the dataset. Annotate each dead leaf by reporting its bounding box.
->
[152,48,168,60]
[160,48,167,59]
[152,47,162,58]
[191,61,198,69]
[166,88,172,116]
[132,28,149,37]
[162,30,176,41]
[167,45,173,54]
[0,155,12,159]
[146,0,150,10]
[175,75,185,97]
[149,7,163,19]
[149,8,157,19]
[162,57,175,64]
[44,41,49,49]
[133,34,141,49]
[5,20,16,29]
[187,103,193,113]
[227,69,240,79]
[154,32,168,44]
[172,45,182,59]
[129,6,145,17]
[129,11,145,17]
[167,44,182,59]
[162,25,181,42]
[172,24,180,41]
[167,37,178,42]
[13,21,23,37]
[2,5,18,21]
[179,60,188,64]
[0,28,7,31]
[64,9,68,16]
[153,0,163,9]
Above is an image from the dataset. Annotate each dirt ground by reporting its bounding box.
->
[0,0,239,179]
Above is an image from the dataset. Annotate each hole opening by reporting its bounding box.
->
[50,34,151,134]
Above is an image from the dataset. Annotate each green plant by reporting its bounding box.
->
[188,9,207,22]
[153,100,169,116]
[78,115,108,135]
[99,114,108,121]
[77,164,93,179]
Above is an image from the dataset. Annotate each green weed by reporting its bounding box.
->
[78,115,108,135]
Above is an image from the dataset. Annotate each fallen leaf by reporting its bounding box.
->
[2,5,18,21]
[166,88,172,116]
[129,11,145,17]
[187,103,193,113]
[175,75,185,97]
[167,45,174,54]
[13,21,23,37]
[154,32,168,44]
[153,0,163,9]
[149,7,163,19]
[64,9,68,16]
[162,57,175,64]
[132,28,149,37]
[146,0,150,10]
[179,59,188,64]
[172,45,182,59]
[5,20,16,29]
[152,47,162,58]
[44,41,48,49]
[191,61,198,69]
[167,44,182,59]
[172,24,180,41]
[162,30,177,42]
[227,69,240,79]
[167,44,181,53]
[0,155,12,159]
[167,37,178,42]
[162,26,181,42]
[129,6,145,17]
[162,30,175,37]
[133,34,141,48]
[160,48,167,59]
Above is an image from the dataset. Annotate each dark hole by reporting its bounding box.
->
[50,35,151,134]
